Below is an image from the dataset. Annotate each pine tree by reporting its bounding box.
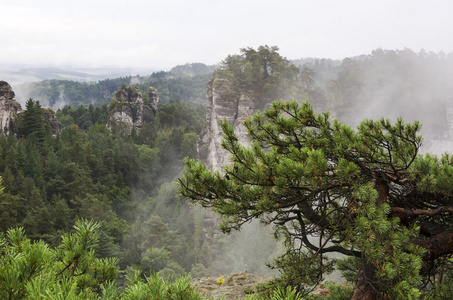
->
[179,100,453,298]
[215,45,300,102]
[17,99,46,143]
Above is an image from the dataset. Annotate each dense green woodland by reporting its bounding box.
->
[2,47,453,299]
[0,95,213,264]
[0,98,281,298]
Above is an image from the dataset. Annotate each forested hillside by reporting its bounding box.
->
[0,66,281,296]
[1,47,453,299]
[0,95,207,264]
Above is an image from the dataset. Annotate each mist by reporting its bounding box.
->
[121,139,282,278]
[4,45,453,287]
[296,48,453,156]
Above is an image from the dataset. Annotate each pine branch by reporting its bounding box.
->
[392,206,453,217]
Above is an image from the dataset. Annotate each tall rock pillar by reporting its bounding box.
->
[0,81,22,135]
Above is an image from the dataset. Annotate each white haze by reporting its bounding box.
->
[3,0,453,281]
[13,82,76,109]
[1,0,453,70]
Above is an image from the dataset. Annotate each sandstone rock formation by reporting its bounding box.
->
[43,107,62,136]
[0,81,22,135]
[149,87,159,114]
[107,85,159,133]
[108,85,144,130]
[197,78,273,170]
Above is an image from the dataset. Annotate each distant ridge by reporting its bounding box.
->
[0,67,156,85]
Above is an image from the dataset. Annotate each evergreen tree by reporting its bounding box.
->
[179,100,453,299]
[17,99,46,143]
[215,45,300,103]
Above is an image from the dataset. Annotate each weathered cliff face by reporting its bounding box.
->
[195,78,274,257]
[197,78,272,170]
[0,81,22,135]
[107,85,159,133]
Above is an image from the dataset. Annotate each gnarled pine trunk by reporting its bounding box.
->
[351,258,378,300]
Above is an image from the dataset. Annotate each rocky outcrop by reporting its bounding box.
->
[108,85,144,130]
[197,78,272,170]
[191,272,269,300]
[149,87,159,114]
[0,81,16,100]
[107,85,159,133]
[43,107,62,136]
[0,81,22,135]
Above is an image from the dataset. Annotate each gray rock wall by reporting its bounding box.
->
[197,78,271,171]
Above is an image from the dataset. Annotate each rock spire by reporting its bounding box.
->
[0,81,22,135]
[107,85,159,134]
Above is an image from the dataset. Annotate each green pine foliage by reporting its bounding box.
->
[347,184,424,299]
[0,219,219,299]
[0,217,292,299]
[215,45,301,104]
[179,100,453,298]
[17,99,46,142]
[0,219,116,299]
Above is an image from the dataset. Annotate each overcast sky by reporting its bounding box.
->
[2,0,452,71]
